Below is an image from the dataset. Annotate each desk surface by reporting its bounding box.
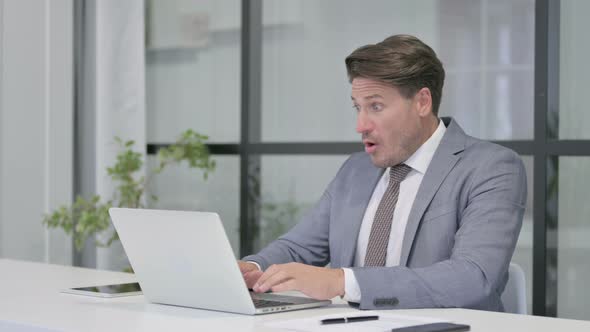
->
[1,259,589,332]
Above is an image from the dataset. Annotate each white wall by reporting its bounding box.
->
[0,0,73,264]
[261,0,437,142]
[560,0,590,139]
[146,0,242,144]
[146,0,438,144]
[557,0,590,320]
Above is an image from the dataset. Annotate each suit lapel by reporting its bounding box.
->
[341,161,384,267]
[399,118,467,266]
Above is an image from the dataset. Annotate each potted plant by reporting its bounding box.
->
[43,129,215,253]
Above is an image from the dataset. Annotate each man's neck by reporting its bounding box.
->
[418,116,440,147]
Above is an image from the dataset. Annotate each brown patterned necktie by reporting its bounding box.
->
[364,164,413,267]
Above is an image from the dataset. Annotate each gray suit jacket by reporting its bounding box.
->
[243,117,527,311]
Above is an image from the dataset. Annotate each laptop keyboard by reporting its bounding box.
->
[251,297,293,308]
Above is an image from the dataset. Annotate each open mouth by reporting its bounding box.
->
[364,142,377,153]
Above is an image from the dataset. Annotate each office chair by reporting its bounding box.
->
[501,262,527,314]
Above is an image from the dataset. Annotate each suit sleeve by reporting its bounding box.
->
[241,189,332,270]
[241,156,355,270]
[352,149,527,310]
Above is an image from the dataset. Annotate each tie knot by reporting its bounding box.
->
[389,164,412,183]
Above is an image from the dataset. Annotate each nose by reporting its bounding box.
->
[356,110,372,134]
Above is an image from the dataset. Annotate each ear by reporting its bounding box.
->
[414,87,433,118]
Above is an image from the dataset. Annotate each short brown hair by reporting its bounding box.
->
[345,34,445,116]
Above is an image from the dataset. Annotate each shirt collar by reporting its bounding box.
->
[402,119,446,175]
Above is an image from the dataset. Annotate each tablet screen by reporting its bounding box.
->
[72,282,141,294]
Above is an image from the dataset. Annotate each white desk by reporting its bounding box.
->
[1,259,589,332]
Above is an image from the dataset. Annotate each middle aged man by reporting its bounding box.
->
[237,34,527,311]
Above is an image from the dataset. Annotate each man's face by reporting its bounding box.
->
[352,77,426,168]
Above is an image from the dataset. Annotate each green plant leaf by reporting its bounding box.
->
[42,130,214,257]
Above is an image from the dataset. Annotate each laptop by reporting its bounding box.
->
[109,208,331,315]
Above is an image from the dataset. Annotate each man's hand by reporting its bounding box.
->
[252,262,344,300]
[238,261,263,289]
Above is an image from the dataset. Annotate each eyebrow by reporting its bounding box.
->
[351,94,384,101]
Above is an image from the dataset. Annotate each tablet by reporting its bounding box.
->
[61,282,142,298]
[390,323,470,332]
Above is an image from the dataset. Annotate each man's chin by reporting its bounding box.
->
[368,152,404,168]
[368,154,388,168]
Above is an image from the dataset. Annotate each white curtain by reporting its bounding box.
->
[85,0,146,271]
[0,0,73,265]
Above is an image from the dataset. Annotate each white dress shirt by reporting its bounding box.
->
[342,120,446,302]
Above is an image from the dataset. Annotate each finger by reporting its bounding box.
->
[255,270,292,293]
[244,270,263,279]
[253,264,281,288]
[270,279,297,293]
[243,270,263,289]
[254,269,285,292]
